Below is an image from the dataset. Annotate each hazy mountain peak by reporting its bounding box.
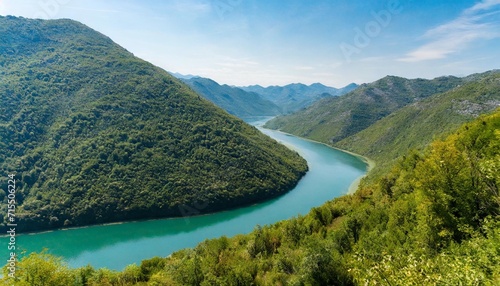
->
[181,77,282,117]
[169,72,198,80]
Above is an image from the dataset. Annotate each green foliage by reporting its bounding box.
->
[7,109,488,286]
[0,16,307,233]
[350,218,500,285]
[2,15,499,286]
[337,71,500,178]
[2,251,76,286]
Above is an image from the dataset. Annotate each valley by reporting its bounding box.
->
[1,2,500,284]
[0,119,366,271]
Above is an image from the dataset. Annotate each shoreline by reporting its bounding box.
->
[260,127,376,195]
[0,118,376,274]
[0,172,308,237]
[4,124,373,237]
[347,156,376,195]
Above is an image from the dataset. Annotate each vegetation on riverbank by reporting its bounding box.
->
[2,13,499,286]
[4,109,499,285]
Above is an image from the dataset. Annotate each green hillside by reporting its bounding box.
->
[5,109,499,285]
[265,75,464,143]
[181,77,282,117]
[336,71,500,177]
[0,16,307,233]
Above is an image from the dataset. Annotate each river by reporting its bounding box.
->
[1,117,367,271]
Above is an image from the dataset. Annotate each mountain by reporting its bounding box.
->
[335,71,500,176]
[169,72,198,80]
[8,109,500,285]
[181,77,282,117]
[242,82,358,113]
[266,71,500,178]
[265,75,466,143]
[0,16,307,233]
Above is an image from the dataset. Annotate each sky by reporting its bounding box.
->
[1,0,500,87]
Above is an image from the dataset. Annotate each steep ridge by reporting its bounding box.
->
[0,16,307,233]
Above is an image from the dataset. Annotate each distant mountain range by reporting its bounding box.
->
[171,73,358,117]
[169,72,198,80]
[241,82,358,114]
[266,75,466,143]
[181,77,281,117]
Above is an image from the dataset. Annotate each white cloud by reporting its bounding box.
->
[466,0,500,13]
[399,0,500,62]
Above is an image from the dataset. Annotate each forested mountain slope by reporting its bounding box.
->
[181,77,282,117]
[0,16,307,233]
[265,75,465,143]
[335,71,500,176]
[266,71,500,177]
[6,109,499,285]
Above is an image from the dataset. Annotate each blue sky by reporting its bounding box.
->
[1,0,499,87]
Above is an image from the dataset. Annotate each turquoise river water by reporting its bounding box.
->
[1,117,367,270]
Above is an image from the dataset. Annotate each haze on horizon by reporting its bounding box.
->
[1,0,500,87]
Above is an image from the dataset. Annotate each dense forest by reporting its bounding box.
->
[335,71,500,178]
[3,108,499,285]
[0,16,308,233]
